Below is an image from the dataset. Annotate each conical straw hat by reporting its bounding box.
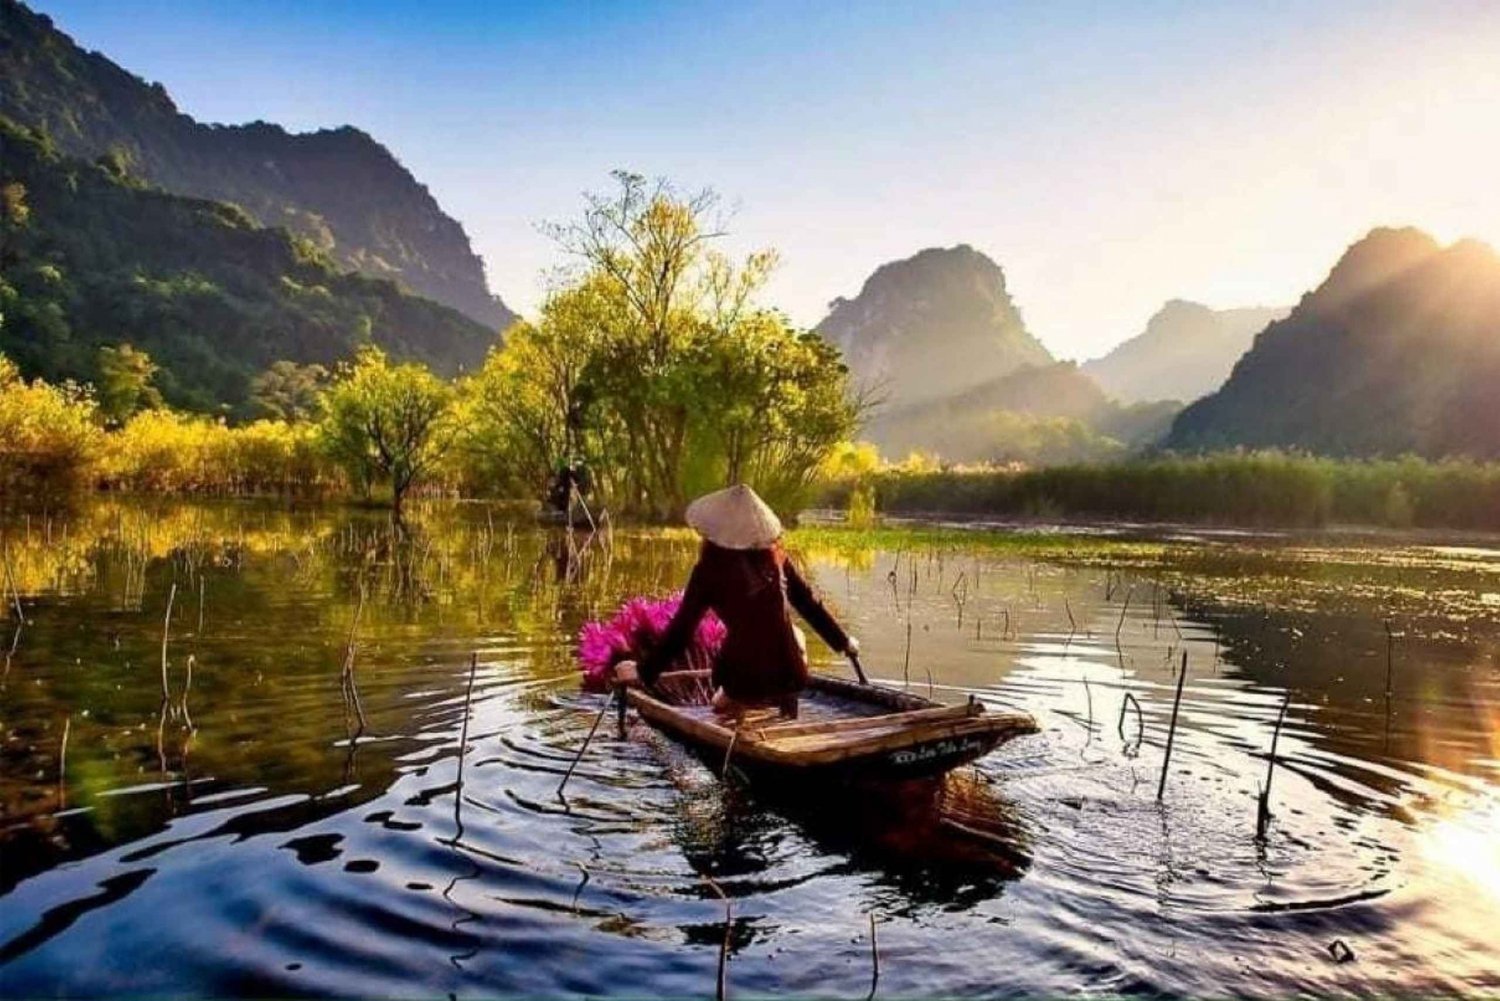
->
[685,484,783,550]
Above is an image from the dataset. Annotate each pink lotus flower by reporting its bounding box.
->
[577,593,725,691]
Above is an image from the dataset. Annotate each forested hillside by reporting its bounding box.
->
[1169,228,1500,458]
[0,0,515,330]
[0,116,494,411]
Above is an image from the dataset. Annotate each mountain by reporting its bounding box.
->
[1168,228,1500,458]
[0,0,515,330]
[816,245,1052,407]
[0,116,493,411]
[866,361,1180,465]
[1083,300,1289,403]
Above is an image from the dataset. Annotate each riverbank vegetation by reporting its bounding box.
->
[12,342,1500,533]
[7,150,1497,532]
[0,173,860,517]
[817,452,1500,531]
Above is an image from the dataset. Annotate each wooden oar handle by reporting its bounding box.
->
[847,650,871,685]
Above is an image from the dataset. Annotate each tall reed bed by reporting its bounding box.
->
[818,452,1500,531]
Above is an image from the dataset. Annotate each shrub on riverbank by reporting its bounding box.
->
[102,410,339,496]
[818,452,1500,531]
[0,356,104,503]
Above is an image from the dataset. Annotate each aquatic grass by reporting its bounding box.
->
[816,451,1500,531]
[790,524,1172,564]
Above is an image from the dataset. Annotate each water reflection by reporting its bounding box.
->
[0,500,1497,995]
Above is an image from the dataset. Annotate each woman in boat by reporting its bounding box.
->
[614,484,859,718]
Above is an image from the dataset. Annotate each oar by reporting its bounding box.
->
[557,686,622,797]
[847,650,871,685]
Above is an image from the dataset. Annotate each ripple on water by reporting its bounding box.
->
[4,511,1500,996]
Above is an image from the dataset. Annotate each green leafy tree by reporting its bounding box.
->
[249,360,329,421]
[96,343,164,424]
[542,171,792,518]
[684,310,859,510]
[319,346,455,517]
[456,279,611,497]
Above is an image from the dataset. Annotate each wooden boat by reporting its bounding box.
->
[627,670,1038,783]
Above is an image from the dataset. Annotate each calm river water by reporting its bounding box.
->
[1,500,1497,997]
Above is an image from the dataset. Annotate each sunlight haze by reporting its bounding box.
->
[34,0,1500,357]
[10,3,1500,994]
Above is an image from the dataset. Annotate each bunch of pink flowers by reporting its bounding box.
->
[576,594,726,691]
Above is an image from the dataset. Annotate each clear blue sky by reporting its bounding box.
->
[34,1,1500,358]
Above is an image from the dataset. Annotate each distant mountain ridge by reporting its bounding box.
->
[1169,227,1500,458]
[816,245,1052,407]
[867,361,1179,464]
[1083,300,1289,403]
[0,0,515,331]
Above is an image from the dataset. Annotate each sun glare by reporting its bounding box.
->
[1421,797,1500,904]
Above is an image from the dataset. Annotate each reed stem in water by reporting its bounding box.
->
[557,690,614,797]
[702,875,731,1001]
[160,582,176,703]
[1156,650,1188,802]
[1256,689,1292,839]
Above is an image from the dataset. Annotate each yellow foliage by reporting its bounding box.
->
[0,354,105,500]
[892,450,942,474]
[104,411,337,495]
[820,440,881,481]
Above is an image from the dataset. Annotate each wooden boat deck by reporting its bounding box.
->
[630,670,1038,780]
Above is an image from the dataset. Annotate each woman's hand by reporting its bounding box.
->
[613,660,641,688]
[844,636,861,657]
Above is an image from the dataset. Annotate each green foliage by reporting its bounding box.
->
[454,280,608,499]
[95,343,163,424]
[249,360,329,421]
[0,355,334,499]
[0,115,493,411]
[0,179,28,267]
[821,442,881,528]
[0,168,858,520]
[819,451,1500,530]
[318,347,456,512]
[683,310,858,511]
[533,172,858,517]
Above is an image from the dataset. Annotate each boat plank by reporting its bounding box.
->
[742,704,974,742]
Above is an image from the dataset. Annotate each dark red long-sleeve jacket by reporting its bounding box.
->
[638,541,850,703]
